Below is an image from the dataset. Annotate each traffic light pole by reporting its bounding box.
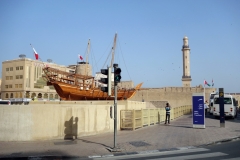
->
[113,64,118,150]
[114,80,117,149]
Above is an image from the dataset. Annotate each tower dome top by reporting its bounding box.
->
[183,36,188,39]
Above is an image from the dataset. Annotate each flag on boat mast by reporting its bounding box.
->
[30,44,39,60]
[78,54,83,61]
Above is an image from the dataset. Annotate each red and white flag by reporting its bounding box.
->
[78,54,83,60]
[33,48,39,60]
[30,44,39,60]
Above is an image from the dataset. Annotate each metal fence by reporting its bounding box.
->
[120,105,192,130]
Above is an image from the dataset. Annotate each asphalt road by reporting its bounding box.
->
[91,139,240,160]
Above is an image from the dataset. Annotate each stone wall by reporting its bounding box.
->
[130,87,216,108]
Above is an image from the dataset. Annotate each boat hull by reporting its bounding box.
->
[52,81,139,100]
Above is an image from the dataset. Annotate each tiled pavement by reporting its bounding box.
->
[0,114,240,158]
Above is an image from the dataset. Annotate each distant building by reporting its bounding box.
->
[181,36,192,87]
[1,56,74,100]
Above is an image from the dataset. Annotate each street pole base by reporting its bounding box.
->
[220,123,225,128]
[106,147,122,152]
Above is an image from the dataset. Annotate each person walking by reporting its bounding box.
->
[204,101,209,115]
[165,103,171,124]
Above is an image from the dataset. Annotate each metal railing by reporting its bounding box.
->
[120,105,192,130]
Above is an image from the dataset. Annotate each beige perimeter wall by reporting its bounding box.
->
[131,87,216,107]
[0,100,146,141]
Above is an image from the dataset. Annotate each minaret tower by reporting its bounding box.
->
[181,36,191,87]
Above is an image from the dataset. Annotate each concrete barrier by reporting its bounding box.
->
[0,100,146,141]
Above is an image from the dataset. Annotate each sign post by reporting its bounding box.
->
[219,88,225,128]
[192,93,205,129]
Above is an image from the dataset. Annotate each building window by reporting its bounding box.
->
[6,76,9,80]
[6,68,9,71]
[20,92,23,98]
[44,93,48,99]
[5,85,8,89]
[10,93,13,98]
[15,75,23,79]
[31,93,36,99]
[37,93,42,98]
[19,84,23,88]
[20,66,23,70]
[5,93,9,98]
[16,67,19,70]
[50,94,53,100]
[55,94,59,99]
[15,92,19,98]
[9,84,12,88]
[10,67,13,71]
[15,84,18,88]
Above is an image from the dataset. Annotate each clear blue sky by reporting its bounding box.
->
[0,0,239,93]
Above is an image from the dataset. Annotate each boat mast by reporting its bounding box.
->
[86,39,90,64]
[110,33,117,68]
[85,39,90,76]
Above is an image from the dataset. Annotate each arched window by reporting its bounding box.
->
[31,93,36,98]
[38,93,42,98]
[50,94,53,100]
[20,92,23,98]
[15,92,19,98]
[10,93,13,98]
[5,93,9,98]
[26,91,30,98]
[44,93,48,99]
[55,94,59,99]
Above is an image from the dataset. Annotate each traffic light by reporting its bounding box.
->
[100,67,112,96]
[114,67,121,83]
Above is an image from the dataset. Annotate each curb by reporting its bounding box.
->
[199,136,240,147]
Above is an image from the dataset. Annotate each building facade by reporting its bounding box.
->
[1,57,74,100]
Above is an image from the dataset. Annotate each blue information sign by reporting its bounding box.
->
[192,93,205,128]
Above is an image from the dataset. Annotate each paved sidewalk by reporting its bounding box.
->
[0,114,240,159]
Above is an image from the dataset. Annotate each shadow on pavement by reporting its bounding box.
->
[78,139,111,148]
[165,125,192,128]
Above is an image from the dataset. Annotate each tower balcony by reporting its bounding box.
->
[182,76,191,79]
[182,45,189,49]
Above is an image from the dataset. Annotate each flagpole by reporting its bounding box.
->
[30,44,34,59]
[204,80,205,102]
[204,85,205,102]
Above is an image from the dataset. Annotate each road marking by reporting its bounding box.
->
[93,148,209,159]
[147,152,227,160]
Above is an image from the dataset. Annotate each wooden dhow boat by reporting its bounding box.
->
[42,34,142,100]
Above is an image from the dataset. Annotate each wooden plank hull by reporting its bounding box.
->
[52,81,140,100]
[43,67,142,101]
